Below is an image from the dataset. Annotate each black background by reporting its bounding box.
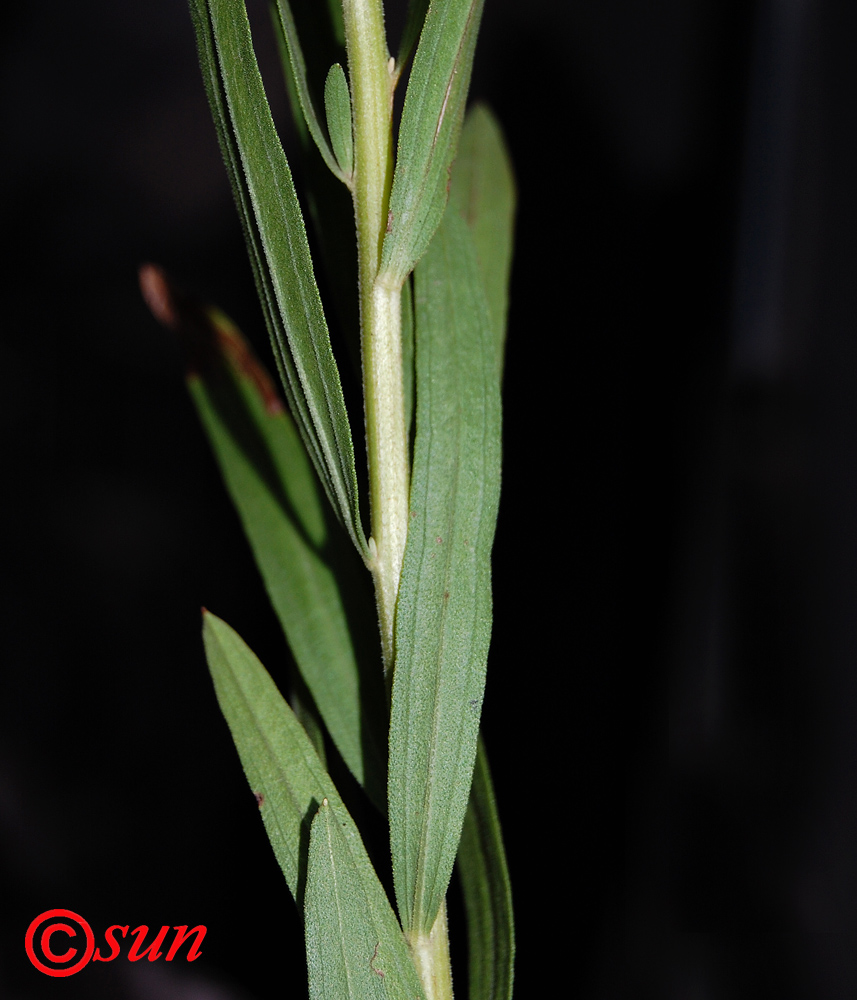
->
[3,1,857,997]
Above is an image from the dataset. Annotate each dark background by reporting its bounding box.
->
[3,0,857,996]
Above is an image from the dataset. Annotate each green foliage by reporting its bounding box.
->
[191,0,366,556]
[389,206,502,935]
[185,304,386,806]
[324,63,354,177]
[449,104,516,372]
[305,799,427,1000]
[382,0,485,282]
[457,738,515,1000]
[202,609,346,899]
[148,2,519,997]
[270,0,351,183]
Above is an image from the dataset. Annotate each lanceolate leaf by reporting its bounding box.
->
[192,0,366,558]
[324,63,354,177]
[270,0,350,183]
[142,269,386,806]
[381,0,485,282]
[305,800,427,1000]
[189,0,285,407]
[456,738,515,1000]
[389,209,502,935]
[267,1,363,381]
[203,613,425,1000]
[202,610,345,899]
[449,104,516,375]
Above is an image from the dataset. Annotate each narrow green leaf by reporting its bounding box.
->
[266,2,363,380]
[202,613,423,999]
[449,104,516,375]
[143,272,385,806]
[270,0,350,183]
[194,0,366,558]
[305,799,426,1000]
[325,63,354,177]
[389,209,502,934]
[189,0,286,402]
[202,609,342,899]
[456,737,515,1000]
[381,0,485,282]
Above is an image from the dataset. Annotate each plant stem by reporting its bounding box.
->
[365,273,409,670]
[407,904,455,1000]
[342,8,453,1000]
[341,0,409,671]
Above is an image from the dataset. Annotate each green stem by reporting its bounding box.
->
[341,0,409,671]
[342,7,452,1000]
[365,273,409,670]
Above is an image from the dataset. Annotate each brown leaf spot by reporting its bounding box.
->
[254,792,264,808]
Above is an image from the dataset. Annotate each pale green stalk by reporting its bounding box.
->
[342,5,453,999]
[341,0,409,673]
[408,905,454,1000]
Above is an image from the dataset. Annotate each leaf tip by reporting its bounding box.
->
[138,263,216,376]
[140,263,285,415]
[139,262,178,329]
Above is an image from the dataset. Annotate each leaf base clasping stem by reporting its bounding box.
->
[408,905,454,1000]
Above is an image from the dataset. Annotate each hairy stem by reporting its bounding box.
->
[342,7,453,1000]
[342,0,408,671]
[365,273,409,669]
